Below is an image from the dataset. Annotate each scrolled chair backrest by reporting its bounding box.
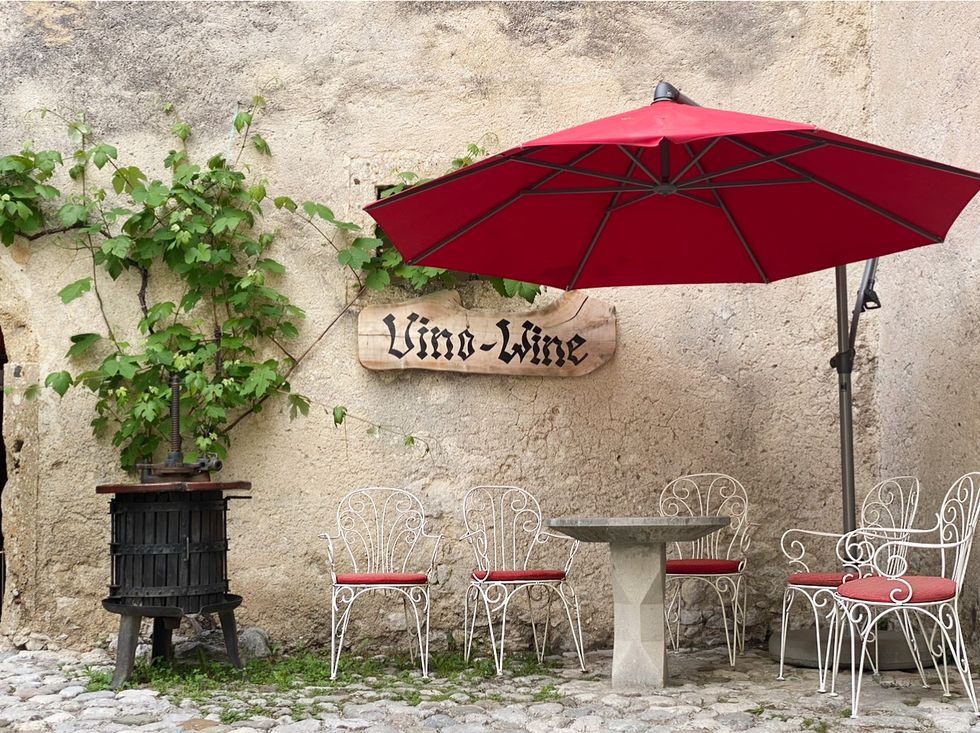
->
[938,472,980,586]
[659,473,749,561]
[857,473,980,589]
[462,485,544,572]
[333,487,429,574]
[858,476,921,576]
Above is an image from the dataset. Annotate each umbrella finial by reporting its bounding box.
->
[653,81,679,103]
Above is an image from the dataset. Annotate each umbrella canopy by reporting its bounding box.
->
[365,81,980,533]
[366,84,980,290]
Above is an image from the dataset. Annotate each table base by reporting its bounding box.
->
[611,542,667,687]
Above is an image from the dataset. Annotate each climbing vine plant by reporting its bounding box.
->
[0,98,536,471]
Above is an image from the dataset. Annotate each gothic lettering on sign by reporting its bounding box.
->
[359,290,616,377]
[384,312,589,367]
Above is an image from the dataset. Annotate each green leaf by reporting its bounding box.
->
[404,435,415,447]
[101,235,132,259]
[332,405,347,427]
[92,144,117,170]
[23,384,39,401]
[58,203,88,228]
[256,258,285,274]
[233,111,253,133]
[288,393,310,419]
[251,134,271,156]
[132,181,170,207]
[172,122,192,142]
[365,269,391,291]
[273,196,297,212]
[337,246,372,270]
[45,371,72,397]
[58,277,92,304]
[65,332,102,359]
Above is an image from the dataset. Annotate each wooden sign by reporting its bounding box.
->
[358,290,616,376]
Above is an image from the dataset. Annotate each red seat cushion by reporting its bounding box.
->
[837,576,956,604]
[666,559,743,575]
[471,569,566,582]
[335,572,428,585]
[787,571,848,587]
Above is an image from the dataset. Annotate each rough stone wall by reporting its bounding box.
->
[0,1,973,654]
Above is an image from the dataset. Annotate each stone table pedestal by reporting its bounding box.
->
[548,516,729,688]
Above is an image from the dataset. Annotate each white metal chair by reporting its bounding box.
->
[461,485,586,675]
[320,487,442,679]
[661,473,751,667]
[834,472,980,717]
[778,476,920,692]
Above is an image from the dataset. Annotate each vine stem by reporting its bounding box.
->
[220,283,367,436]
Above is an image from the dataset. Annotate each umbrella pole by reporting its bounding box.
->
[834,265,858,533]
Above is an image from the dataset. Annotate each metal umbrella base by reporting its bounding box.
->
[769,627,928,671]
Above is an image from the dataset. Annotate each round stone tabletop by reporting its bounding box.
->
[547,516,730,544]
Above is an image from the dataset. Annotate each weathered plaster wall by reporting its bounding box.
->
[871,1,980,637]
[0,1,974,655]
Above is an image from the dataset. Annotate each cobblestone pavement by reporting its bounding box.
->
[2,644,980,733]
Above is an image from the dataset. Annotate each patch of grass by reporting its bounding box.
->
[218,708,251,724]
[82,668,113,692]
[746,703,772,716]
[532,684,561,702]
[801,718,831,733]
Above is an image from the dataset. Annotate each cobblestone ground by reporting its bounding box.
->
[2,645,980,733]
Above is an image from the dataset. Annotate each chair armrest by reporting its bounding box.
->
[319,533,339,574]
[780,527,844,573]
[869,534,971,579]
[536,531,580,574]
[424,530,444,578]
[459,528,489,571]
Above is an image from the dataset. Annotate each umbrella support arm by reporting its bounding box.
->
[831,259,880,534]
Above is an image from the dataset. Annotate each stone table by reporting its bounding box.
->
[547,516,729,689]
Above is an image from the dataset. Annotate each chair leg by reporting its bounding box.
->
[403,596,417,665]
[896,609,929,689]
[849,604,874,718]
[665,580,682,650]
[738,576,748,652]
[330,588,355,680]
[556,582,587,671]
[949,606,979,714]
[463,585,480,663]
[777,586,794,681]
[403,588,430,678]
[479,584,507,675]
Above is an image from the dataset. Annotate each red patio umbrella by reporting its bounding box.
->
[365,81,980,531]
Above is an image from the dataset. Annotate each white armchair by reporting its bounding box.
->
[320,487,442,679]
[661,473,751,667]
[461,485,585,674]
[834,472,980,717]
[777,476,920,692]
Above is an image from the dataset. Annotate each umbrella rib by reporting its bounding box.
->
[524,186,658,195]
[618,145,661,184]
[681,178,810,190]
[567,159,640,290]
[786,131,980,181]
[685,143,769,284]
[660,139,670,181]
[405,146,603,265]
[677,141,827,188]
[367,146,545,211]
[512,157,659,189]
[729,137,944,243]
[670,137,721,185]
